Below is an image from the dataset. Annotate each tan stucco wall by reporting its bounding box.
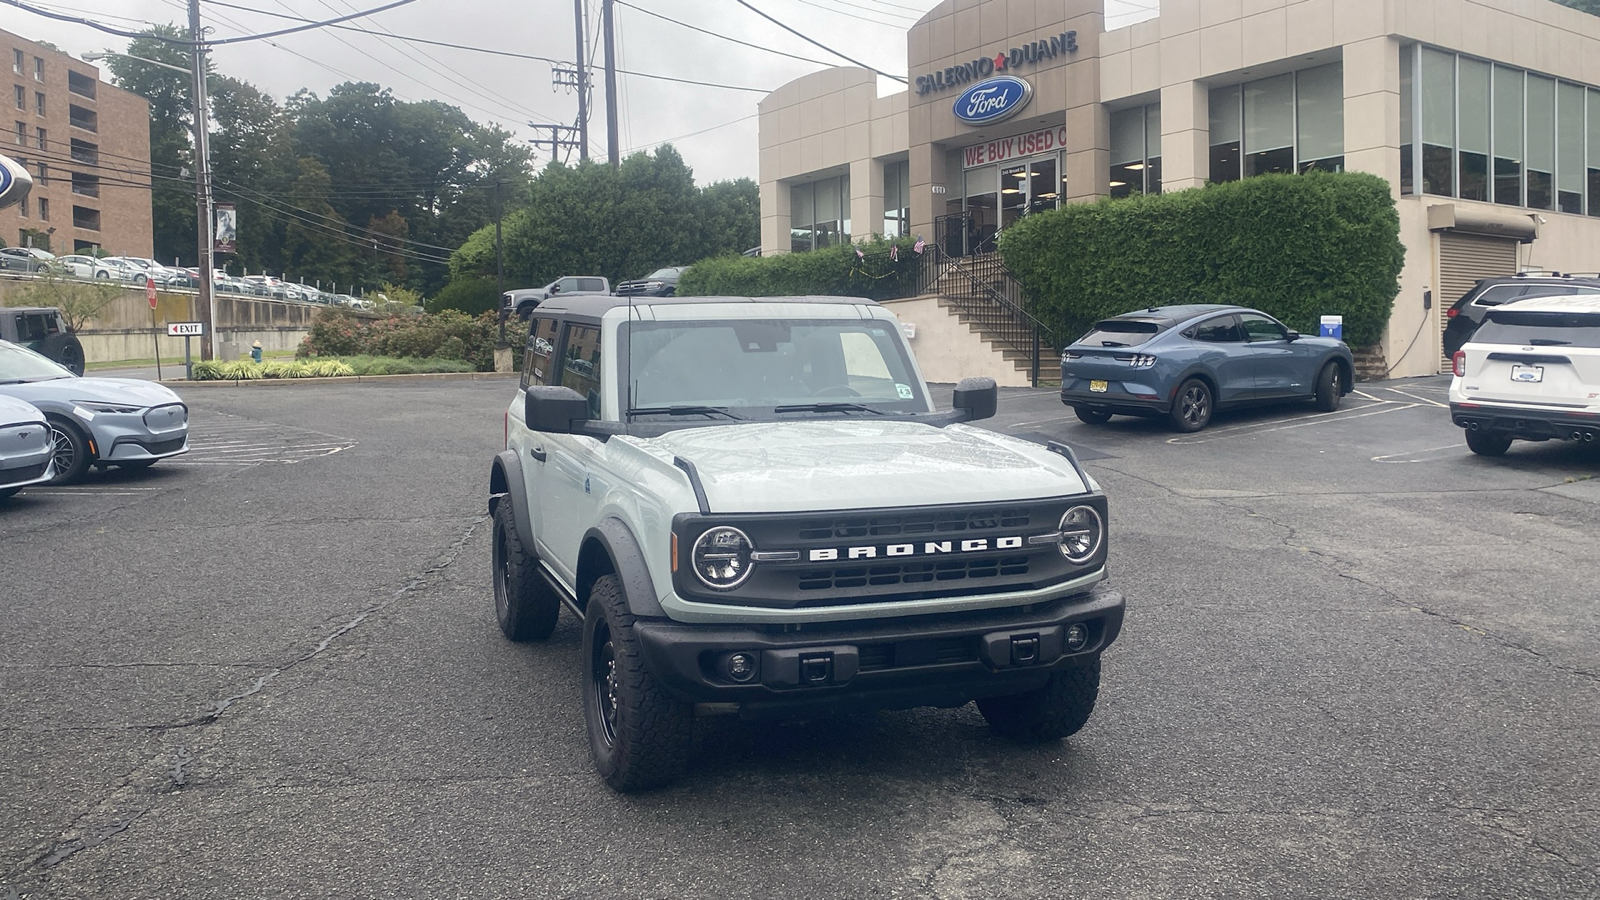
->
[880,295,1034,387]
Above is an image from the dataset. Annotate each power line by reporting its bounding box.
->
[615,1,836,68]
[0,0,417,46]
[216,177,463,253]
[733,0,906,83]
[784,0,917,27]
[624,113,758,155]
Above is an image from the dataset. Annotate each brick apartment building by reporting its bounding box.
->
[2,27,152,257]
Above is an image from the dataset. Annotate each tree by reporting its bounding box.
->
[209,75,296,276]
[1555,0,1600,14]
[282,158,353,284]
[106,25,199,264]
[10,274,122,332]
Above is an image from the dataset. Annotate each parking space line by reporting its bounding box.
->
[1372,444,1463,464]
[1167,402,1419,444]
[1381,387,1449,408]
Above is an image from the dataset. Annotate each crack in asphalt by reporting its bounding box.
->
[2,515,487,891]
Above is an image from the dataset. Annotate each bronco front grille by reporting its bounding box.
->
[795,556,1030,594]
[795,507,1033,540]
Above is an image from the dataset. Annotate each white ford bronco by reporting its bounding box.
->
[488,294,1125,791]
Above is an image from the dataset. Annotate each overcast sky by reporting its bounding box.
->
[14,0,1158,185]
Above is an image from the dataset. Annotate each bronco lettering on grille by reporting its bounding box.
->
[808,536,1025,562]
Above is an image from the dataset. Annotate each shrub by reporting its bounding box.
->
[999,172,1405,349]
[296,308,505,370]
[429,275,501,315]
[677,237,923,301]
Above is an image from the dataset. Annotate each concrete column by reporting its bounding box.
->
[760,179,790,256]
[1063,101,1109,204]
[909,141,949,243]
[851,157,884,242]
[1160,81,1210,192]
[1342,36,1402,193]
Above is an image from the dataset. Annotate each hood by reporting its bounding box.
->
[638,420,1090,513]
[0,376,183,407]
[0,393,45,425]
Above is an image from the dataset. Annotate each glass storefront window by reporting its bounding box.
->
[1030,157,1059,214]
[1110,105,1161,197]
[1210,84,1242,183]
[787,174,850,253]
[1526,74,1556,210]
[1589,89,1600,217]
[1244,74,1294,176]
[1558,82,1585,214]
[882,161,910,238]
[1494,65,1524,206]
[1296,64,1344,173]
[1421,48,1456,195]
[790,183,814,253]
[1001,163,1028,227]
[965,164,998,254]
[1400,46,1415,194]
[1459,58,1491,202]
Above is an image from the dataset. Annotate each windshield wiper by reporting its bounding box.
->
[773,402,887,416]
[627,405,745,420]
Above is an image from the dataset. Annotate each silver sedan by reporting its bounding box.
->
[0,340,189,484]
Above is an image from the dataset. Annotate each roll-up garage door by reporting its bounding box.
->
[1438,233,1519,371]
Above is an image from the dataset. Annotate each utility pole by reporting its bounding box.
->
[602,0,618,167]
[494,180,505,345]
[573,0,589,162]
[526,123,582,162]
[189,0,216,360]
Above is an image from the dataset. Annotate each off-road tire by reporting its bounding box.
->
[1169,378,1213,433]
[1074,407,1113,425]
[492,499,559,641]
[977,656,1101,742]
[1466,430,1513,457]
[582,574,693,792]
[38,333,85,376]
[45,417,92,485]
[1313,362,1343,412]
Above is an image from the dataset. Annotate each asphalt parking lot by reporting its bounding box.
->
[2,376,1596,899]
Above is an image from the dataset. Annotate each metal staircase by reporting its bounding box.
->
[915,246,1060,387]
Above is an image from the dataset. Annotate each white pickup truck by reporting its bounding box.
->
[487,293,1125,791]
[502,275,610,319]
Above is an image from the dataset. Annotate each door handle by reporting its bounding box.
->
[529,445,547,463]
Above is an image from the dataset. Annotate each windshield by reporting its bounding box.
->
[1476,310,1600,348]
[0,341,77,381]
[623,318,927,414]
[646,268,682,280]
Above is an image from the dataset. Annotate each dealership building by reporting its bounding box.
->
[758,0,1600,378]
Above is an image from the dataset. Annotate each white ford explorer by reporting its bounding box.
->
[1449,294,1600,456]
[488,294,1125,791]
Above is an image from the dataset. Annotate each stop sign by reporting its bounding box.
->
[146,279,158,309]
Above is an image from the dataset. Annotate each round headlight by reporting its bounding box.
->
[692,527,755,590]
[1058,506,1104,565]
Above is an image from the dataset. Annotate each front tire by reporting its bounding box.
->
[46,417,92,484]
[1465,430,1513,457]
[1313,362,1343,412]
[491,499,560,641]
[582,574,693,792]
[977,656,1101,742]
[1169,378,1213,433]
[1074,407,1113,425]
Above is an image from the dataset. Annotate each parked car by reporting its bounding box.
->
[1448,294,1600,456]
[110,257,182,286]
[55,254,119,281]
[0,339,189,483]
[0,393,55,500]
[504,276,610,319]
[1059,305,1355,432]
[0,246,62,275]
[1442,274,1600,357]
[90,257,142,283]
[0,306,84,375]
[615,266,686,298]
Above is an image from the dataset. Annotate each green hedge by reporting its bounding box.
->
[999,172,1405,348]
[677,238,922,301]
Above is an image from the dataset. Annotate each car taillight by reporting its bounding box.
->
[1452,351,1466,378]
[1446,308,1459,318]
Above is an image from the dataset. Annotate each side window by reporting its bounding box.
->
[17,313,48,342]
[557,277,579,294]
[1473,285,1527,307]
[576,278,603,292]
[561,325,603,418]
[1239,313,1287,342]
[1188,315,1244,343]
[521,316,559,388]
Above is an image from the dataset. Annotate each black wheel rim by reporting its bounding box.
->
[591,625,619,748]
[492,518,509,622]
[1180,385,1209,426]
[49,424,75,475]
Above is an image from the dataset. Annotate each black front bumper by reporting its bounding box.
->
[1450,402,1600,441]
[633,585,1124,718]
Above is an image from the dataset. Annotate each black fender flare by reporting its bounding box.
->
[488,450,535,551]
[578,517,665,619]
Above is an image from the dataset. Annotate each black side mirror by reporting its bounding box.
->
[952,377,998,422]
[525,385,590,433]
[1285,330,1300,342]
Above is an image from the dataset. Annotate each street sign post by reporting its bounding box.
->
[149,281,161,381]
[167,322,204,380]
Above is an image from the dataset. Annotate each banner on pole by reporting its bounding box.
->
[214,203,237,255]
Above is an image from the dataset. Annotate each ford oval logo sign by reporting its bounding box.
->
[0,154,32,211]
[953,76,1032,126]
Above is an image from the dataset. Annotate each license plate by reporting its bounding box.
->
[1089,380,1108,393]
[1510,365,1544,383]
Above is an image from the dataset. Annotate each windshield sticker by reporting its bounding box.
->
[896,383,913,399]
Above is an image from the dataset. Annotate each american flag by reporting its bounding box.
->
[913,235,925,254]
[889,244,898,261]
[856,247,864,260]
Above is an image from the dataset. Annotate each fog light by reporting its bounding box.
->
[1065,623,1088,651]
[722,652,759,683]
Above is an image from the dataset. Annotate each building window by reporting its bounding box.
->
[789,173,850,253]
[1558,82,1585,214]
[35,126,45,151]
[38,197,48,222]
[1493,65,1524,205]
[1110,105,1162,197]
[1210,64,1343,185]
[34,91,43,117]
[1420,48,1455,196]
[67,69,95,99]
[12,49,22,75]
[35,161,45,185]
[12,84,22,110]
[1459,57,1490,201]
[34,57,43,82]
[71,171,99,198]
[14,120,23,145]
[72,205,100,231]
[17,194,27,217]
[69,138,97,165]
[882,160,910,238]
[68,105,96,133]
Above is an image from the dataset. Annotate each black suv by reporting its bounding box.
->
[614,266,685,298]
[1443,273,1600,356]
[0,307,84,375]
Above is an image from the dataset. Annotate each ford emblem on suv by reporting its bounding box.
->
[953,76,1033,126]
